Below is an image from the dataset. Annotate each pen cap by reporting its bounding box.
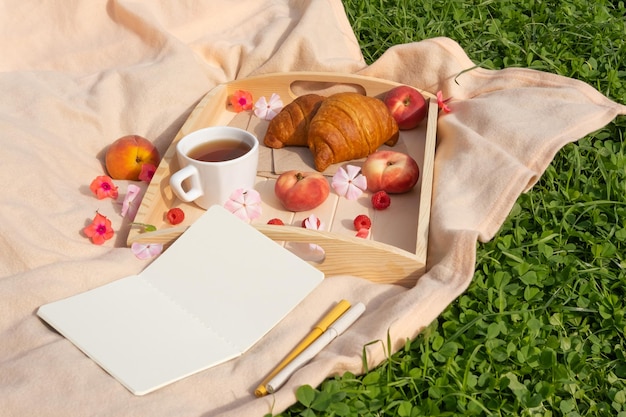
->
[330,303,365,334]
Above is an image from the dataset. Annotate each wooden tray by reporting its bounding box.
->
[127,72,437,287]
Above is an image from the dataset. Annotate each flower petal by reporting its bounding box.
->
[243,188,262,205]
[344,183,364,201]
[121,184,142,220]
[351,173,367,191]
[131,242,163,260]
[345,164,361,179]
[303,214,324,231]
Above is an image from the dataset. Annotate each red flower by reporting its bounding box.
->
[138,163,156,182]
[84,212,115,245]
[89,176,118,200]
[229,90,254,112]
[437,90,452,113]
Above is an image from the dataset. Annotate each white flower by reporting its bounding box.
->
[223,188,262,222]
[254,93,283,121]
[131,242,163,260]
[331,165,367,200]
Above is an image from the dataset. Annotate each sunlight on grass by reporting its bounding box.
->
[274,1,626,415]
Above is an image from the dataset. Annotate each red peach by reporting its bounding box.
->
[384,85,428,130]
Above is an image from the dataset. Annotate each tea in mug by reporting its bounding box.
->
[188,139,251,162]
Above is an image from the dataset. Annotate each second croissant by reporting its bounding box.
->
[264,92,399,172]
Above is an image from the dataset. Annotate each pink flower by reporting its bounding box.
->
[121,184,142,221]
[138,163,156,182]
[254,93,283,120]
[437,90,452,113]
[229,90,254,112]
[131,242,163,260]
[331,165,367,200]
[223,188,262,222]
[89,176,118,200]
[83,212,114,245]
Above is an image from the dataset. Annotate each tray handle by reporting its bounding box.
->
[253,224,424,287]
[225,71,433,102]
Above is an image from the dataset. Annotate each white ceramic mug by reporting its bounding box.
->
[169,127,259,209]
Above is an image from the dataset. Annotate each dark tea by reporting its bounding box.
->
[188,139,251,162]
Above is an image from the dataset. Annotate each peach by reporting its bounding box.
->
[384,85,428,130]
[361,150,420,194]
[274,170,330,212]
[105,135,160,180]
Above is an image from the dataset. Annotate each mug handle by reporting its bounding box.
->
[169,165,203,202]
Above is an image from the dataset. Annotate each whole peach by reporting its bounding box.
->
[274,170,330,212]
[105,135,160,180]
[384,85,428,130]
[361,150,420,193]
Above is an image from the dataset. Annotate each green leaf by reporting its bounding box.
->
[310,391,332,412]
[362,371,380,386]
[296,385,316,408]
[560,398,577,414]
[397,401,414,417]
[539,348,556,368]
[437,342,459,358]
[329,402,351,416]
[130,222,157,232]
[431,334,444,351]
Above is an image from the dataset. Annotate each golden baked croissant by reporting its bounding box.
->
[263,94,325,148]
[307,92,399,171]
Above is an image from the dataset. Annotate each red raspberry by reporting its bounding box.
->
[355,228,370,239]
[166,208,185,225]
[267,218,284,225]
[353,214,372,230]
[371,191,391,210]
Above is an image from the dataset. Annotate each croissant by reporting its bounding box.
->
[307,92,399,171]
[263,94,325,148]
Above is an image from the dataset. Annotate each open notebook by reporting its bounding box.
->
[38,205,324,395]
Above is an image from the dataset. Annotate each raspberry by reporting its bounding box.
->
[355,228,370,239]
[267,218,284,225]
[353,214,372,230]
[371,190,391,210]
[166,208,185,225]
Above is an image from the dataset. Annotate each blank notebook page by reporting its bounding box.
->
[38,205,324,395]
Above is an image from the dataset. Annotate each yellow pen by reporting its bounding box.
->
[254,299,351,397]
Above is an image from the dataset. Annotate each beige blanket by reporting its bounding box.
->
[1,1,625,416]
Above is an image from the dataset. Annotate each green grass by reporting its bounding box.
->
[274,1,626,415]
